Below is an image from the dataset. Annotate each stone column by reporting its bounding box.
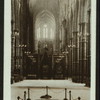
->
[72,31,79,82]
[79,23,83,83]
[86,9,91,86]
[79,22,87,83]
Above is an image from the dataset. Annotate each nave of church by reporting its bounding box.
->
[11,0,91,87]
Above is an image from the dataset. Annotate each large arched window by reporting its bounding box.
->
[35,10,56,51]
[37,27,40,40]
[43,24,48,39]
[50,28,53,39]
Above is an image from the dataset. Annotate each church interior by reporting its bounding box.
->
[11,0,91,87]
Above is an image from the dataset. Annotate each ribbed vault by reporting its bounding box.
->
[29,0,59,18]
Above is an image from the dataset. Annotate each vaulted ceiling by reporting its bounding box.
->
[29,0,59,19]
[35,10,56,28]
[28,0,59,43]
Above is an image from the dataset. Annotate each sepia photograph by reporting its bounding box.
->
[4,0,97,100]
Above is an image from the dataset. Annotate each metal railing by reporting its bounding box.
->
[17,86,82,100]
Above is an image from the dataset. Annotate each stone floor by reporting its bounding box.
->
[11,80,90,100]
